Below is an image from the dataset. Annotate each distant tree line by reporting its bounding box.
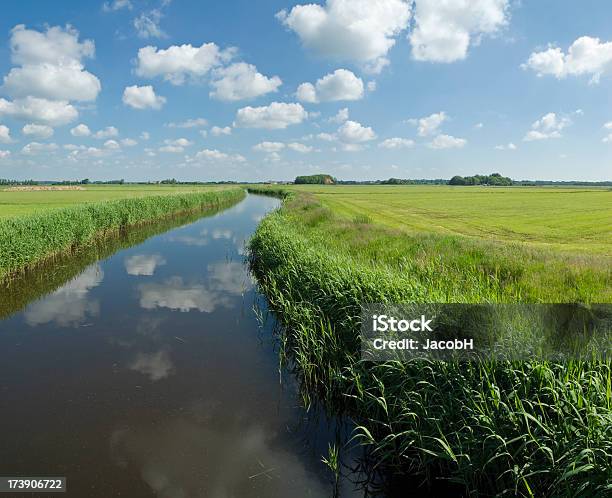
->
[295,174,336,184]
[448,173,513,186]
[0,179,38,186]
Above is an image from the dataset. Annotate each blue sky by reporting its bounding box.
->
[0,0,611,182]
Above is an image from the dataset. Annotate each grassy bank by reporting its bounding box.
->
[0,188,245,282]
[247,188,611,496]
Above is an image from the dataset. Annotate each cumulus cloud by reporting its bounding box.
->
[287,142,313,153]
[0,150,10,158]
[70,123,91,136]
[416,111,448,137]
[159,138,192,153]
[134,9,167,39]
[253,141,285,153]
[104,139,120,149]
[135,43,235,85]
[277,0,411,73]
[102,0,132,12]
[211,126,231,136]
[1,25,100,125]
[234,102,308,129]
[523,36,612,83]
[0,97,77,126]
[0,125,12,143]
[194,148,245,162]
[495,142,517,150]
[93,126,119,139]
[21,141,59,155]
[329,107,349,123]
[166,118,207,128]
[296,69,364,103]
[123,85,166,110]
[410,0,509,63]
[210,62,282,101]
[427,134,467,149]
[523,112,571,141]
[22,123,53,139]
[120,138,138,146]
[378,137,414,149]
[337,120,376,144]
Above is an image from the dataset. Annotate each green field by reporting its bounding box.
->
[247,186,612,496]
[0,185,234,219]
[289,185,612,255]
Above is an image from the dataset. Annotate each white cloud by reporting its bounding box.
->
[495,142,517,150]
[317,132,336,141]
[103,0,132,12]
[2,24,100,116]
[287,142,313,153]
[120,138,138,147]
[0,150,10,158]
[93,126,119,139]
[134,9,167,39]
[9,24,95,66]
[253,141,285,153]
[70,123,91,136]
[0,125,12,143]
[604,122,612,130]
[277,0,411,73]
[135,43,235,85]
[104,139,120,149]
[410,0,510,63]
[329,107,349,123]
[428,134,467,149]
[417,111,447,137]
[297,69,364,103]
[523,112,571,141]
[523,36,612,83]
[140,131,150,140]
[474,122,484,129]
[367,80,377,92]
[199,130,208,138]
[22,123,53,139]
[0,97,77,126]
[194,148,245,162]
[235,102,308,129]
[129,350,173,381]
[210,62,282,101]
[211,126,231,136]
[337,120,376,143]
[164,138,192,147]
[123,85,166,110]
[22,141,59,155]
[378,137,414,149]
[603,135,612,143]
[166,118,207,128]
[159,137,192,153]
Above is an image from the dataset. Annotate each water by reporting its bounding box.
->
[0,195,367,498]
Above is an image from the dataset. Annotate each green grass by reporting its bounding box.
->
[287,185,612,255]
[0,184,235,219]
[0,188,245,282]
[247,188,612,496]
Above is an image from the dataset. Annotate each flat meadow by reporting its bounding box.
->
[0,184,235,219]
[290,184,612,255]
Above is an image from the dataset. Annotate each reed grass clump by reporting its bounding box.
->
[0,188,245,282]
[247,189,612,497]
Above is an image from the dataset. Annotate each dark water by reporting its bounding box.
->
[0,195,367,498]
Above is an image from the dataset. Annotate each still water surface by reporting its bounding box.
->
[0,195,364,497]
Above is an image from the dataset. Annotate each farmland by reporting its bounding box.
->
[0,184,236,219]
[0,186,245,281]
[247,185,612,496]
[289,185,612,255]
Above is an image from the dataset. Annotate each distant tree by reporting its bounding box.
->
[81,178,90,184]
[295,174,336,184]
[449,175,467,185]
